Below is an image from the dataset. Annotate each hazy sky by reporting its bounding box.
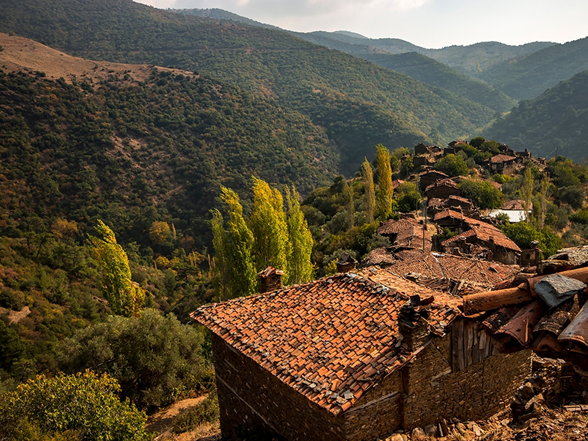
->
[135,0,588,48]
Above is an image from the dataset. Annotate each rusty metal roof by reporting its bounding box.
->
[191,271,461,415]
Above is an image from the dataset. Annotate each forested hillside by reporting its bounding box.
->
[0,0,503,173]
[296,31,555,77]
[485,70,588,162]
[0,48,337,249]
[479,37,588,100]
[360,53,517,112]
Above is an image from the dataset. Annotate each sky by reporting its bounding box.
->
[134,0,588,48]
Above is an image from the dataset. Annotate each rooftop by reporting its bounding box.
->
[361,252,520,294]
[489,154,517,164]
[192,272,461,416]
[441,225,521,252]
[377,218,432,250]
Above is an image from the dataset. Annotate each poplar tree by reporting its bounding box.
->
[88,220,145,317]
[522,167,534,222]
[361,158,376,223]
[375,144,393,219]
[539,174,550,229]
[249,176,290,277]
[220,187,257,298]
[344,179,354,230]
[210,209,230,301]
[286,187,314,285]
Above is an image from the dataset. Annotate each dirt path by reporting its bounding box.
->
[147,396,221,441]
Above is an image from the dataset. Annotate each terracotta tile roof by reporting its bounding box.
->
[489,154,516,164]
[363,252,520,293]
[441,225,521,252]
[392,179,405,189]
[434,209,498,230]
[377,218,432,249]
[191,272,461,415]
[448,195,472,204]
[502,200,532,211]
[425,179,458,193]
[419,170,448,178]
[362,247,428,267]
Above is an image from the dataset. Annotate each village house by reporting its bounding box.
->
[377,217,432,251]
[360,252,521,296]
[425,179,461,199]
[441,225,522,265]
[192,269,531,441]
[488,200,532,223]
[487,154,518,173]
[418,170,449,191]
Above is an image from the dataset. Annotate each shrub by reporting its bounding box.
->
[500,222,561,258]
[172,393,219,434]
[58,309,209,410]
[570,209,588,225]
[0,371,151,441]
[434,154,469,177]
[459,179,503,209]
[559,186,585,209]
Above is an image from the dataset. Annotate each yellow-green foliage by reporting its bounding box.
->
[249,176,290,276]
[286,187,314,285]
[361,158,376,223]
[375,144,393,219]
[1,371,152,441]
[219,188,258,298]
[88,220,145,317]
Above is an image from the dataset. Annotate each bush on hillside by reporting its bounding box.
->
[0,371,151,441]
[434,154,469,177]
[58,309,211,411]
[459,179,503,209]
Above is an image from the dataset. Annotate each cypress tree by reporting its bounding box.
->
[286,187,314,285]
[375,144,393,219]
[361,158,376,223]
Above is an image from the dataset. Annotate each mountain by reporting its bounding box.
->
[290,30,555,77]
[479,37,588,101]
[0,33,338,247]
[173,7,281,31]
[484,70,588,162]
[0,0,503,175]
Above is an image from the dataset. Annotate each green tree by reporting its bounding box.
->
[249,176,290,276]
[395,182,422,213]
[361,158,376,223]
[375,144,393,219]
[538,174,550,229]
[435,154,469,177]
[88,220,145,317]
[469,137,485,148]
[220,187,257,298]
[210,209,230,301]
[522,167,534,222]
[58,309,209,411]
[500,222,561,258]
[285,187,314,285]
[0,371,151,441]
[344,180,354,230]
[459,179,503,209]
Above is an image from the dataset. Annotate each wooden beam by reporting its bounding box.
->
[463,288,534,315]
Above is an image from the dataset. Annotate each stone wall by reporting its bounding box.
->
[211,333,347,441]
[403,330,532,430]
[344,371,403,441]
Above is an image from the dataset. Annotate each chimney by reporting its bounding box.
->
[258,267,284,293]
[336,253,357,273]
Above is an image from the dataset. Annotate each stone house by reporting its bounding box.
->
[488,154,518,173]
[445,195,474,212]
[418,170,449,191]
[441,225,522,265]
[192,270,531,441]
[425,179,461,199]
[377,217,432,251]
